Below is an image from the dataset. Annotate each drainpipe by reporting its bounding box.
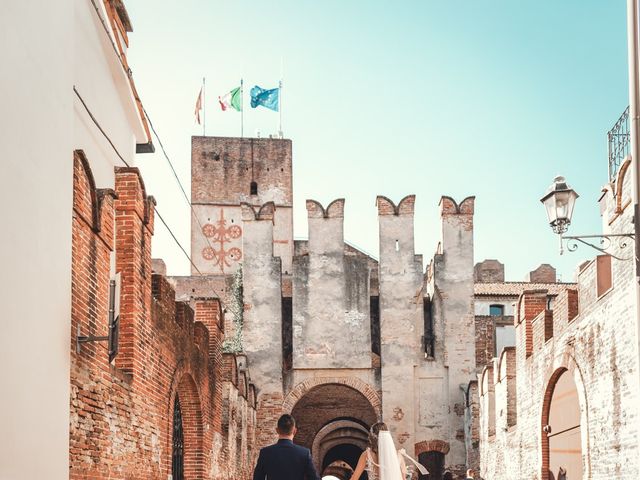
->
[626,0,640,448]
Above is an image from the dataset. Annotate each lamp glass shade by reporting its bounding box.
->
[540,176,579,231]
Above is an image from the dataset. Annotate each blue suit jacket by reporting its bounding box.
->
[252,439,320,480]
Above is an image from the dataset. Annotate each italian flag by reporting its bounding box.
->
[218,86,242,112]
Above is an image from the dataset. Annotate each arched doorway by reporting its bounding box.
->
[418,451,444,480]
[542,369,583,479]
[322,460,354,480]
[168,373,204,480]
[289,382,378,472]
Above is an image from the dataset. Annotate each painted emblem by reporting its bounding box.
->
[201,209,242,272]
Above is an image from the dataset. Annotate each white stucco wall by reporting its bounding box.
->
[0,1,147,478]
[475,299,516,316]
[0,2,73,479]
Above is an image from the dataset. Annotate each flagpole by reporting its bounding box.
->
[279,79,283,138]
[279,57,284,138]
[241,78,244,138]
[202,77,206,136]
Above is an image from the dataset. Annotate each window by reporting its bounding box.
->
[281,297,292,370]
[423,298,435,358]
[370,296,380,355]
[172,395,184,480]
[489,304,504,316]
[250,181,258,195]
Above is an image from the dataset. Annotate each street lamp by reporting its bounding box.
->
[540,176,579,235]
[540,176,635,259]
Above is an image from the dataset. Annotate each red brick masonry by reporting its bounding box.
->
[70,151,257,480]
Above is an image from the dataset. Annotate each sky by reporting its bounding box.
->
[127,0,630,281]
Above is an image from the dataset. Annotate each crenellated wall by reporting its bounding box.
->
[240,201,285,451]
[478,159,639,479]
[69,155,259,479]
[416,196,477,476]
[377,195,422,450]
[292,199,372,371]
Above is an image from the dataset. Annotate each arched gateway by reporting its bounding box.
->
[542,367,584,479]
[285,379,380,476]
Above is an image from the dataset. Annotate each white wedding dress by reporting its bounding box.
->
[367,431,428,480]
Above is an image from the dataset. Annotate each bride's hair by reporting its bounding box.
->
[368,421,388,453]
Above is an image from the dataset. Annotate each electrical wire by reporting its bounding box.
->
[74,86,130,168]
[73,85,205,280]
[154,207,202,275]
[88,0,131,78]
[84,0,231,305]
[143,106,237,291]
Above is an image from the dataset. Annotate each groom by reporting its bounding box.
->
[252,414,320,480]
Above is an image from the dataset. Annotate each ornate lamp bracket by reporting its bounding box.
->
[559,233,636,261]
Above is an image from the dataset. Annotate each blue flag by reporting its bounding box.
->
[250,85,279,111]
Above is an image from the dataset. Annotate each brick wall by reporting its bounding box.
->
[474,259,505,283]
[69,155,258,479]
[191,136,292,206]
[478,163,640,479]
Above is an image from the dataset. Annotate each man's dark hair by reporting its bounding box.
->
[277,414,296,434]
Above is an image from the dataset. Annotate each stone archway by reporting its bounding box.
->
[542,368,583,480]
[288,380,378,472]
[312,419,369,470]
[322,460,354,480]
[415,440,450,480]
[283,377,382,415]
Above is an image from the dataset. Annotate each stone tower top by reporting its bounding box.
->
[474,259,505,283]
[191,136,292,206]
[525,264,556,283]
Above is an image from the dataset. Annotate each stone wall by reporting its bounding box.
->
[69,155,258,479]
[240,201,286,450]
[377,195,422,450]
[421,196,476,476]
[478,162,640,479]
[293,199,372,370]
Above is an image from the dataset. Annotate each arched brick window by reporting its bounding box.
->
[172,395,184,480]
[168,373,204,480]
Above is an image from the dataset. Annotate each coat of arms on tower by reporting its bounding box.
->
[201,209,242,272]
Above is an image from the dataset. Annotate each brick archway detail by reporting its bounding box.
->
[540,350,590,479]
[167,367,204,479]
[282,377,382,415]
[414,439,450,456]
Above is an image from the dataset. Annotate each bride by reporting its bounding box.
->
[350,422,428,480]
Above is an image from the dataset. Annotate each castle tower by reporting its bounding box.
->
[190,136,293,276]
[420,196,475,474]
[376,195,422,450]
[239,201,285,449]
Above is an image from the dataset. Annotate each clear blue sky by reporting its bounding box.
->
[128,0,630,281]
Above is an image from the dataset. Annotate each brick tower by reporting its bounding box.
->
[190,136,293,276]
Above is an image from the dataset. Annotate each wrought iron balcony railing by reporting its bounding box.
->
[608,106,630,181]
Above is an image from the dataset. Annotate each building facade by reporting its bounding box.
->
[1,0,152,478]
[474,158,640,479]
[176,136,481,478]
